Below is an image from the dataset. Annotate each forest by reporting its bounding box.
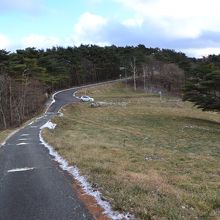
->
[0,44,219,130]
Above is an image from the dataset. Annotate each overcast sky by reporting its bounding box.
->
[1,0,220,57]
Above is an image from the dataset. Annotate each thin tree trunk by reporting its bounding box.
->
[0,101,7,129]
[9,78,13,125]
[130,57,137,91]
[143,65,146,90]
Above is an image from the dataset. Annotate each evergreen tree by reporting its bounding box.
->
[183,68,220,111]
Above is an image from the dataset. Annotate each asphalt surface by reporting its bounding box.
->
[0,87,94,220]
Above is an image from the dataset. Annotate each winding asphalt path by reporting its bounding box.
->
[0,87,94,220]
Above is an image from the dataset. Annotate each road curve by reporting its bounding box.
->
[0,87,94,220]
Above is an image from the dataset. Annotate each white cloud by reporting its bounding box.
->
[72,12,109,46]
[0,34,10,49]
[21,34,61,49]
[183,47,220,58]
[117,0,220,39]
[122,17,143,27]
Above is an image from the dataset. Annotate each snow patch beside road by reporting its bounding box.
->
[40,121,132,220]
[40,121,56,130]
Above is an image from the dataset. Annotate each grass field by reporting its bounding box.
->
[0,129,14,146]
[43,83,220,219]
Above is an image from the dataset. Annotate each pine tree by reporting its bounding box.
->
[183,69,220,111]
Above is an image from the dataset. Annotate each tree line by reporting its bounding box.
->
[0,45,219,130]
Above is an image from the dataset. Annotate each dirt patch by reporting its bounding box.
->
[72,179,111,220]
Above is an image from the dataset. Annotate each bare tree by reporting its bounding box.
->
[142,65,147,90]
[0,74,8,128]
[160,63,185,94]
[130,57,137,91]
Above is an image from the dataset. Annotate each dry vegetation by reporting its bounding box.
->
[0,114,42,146]
[0,129,14,145]
[43,83,220,219]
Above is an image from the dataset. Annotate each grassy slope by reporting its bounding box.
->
[0,130,14,145]
[43,83,220,219]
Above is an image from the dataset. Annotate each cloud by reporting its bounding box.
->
[69,10,220,57]
[110,0,220,57]
[116,0,220,39]
[2,0,220,58]
[72,12,109,46]
[0,34,11,49]
[122,17,143,28]
[71,12,150,47]
[13,12,220,58]
[21,34,61,49]
[182,47,220,58]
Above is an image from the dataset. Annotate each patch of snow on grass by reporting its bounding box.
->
[40,121,56,130]
[58,110,64,117]
[39,122,133,220]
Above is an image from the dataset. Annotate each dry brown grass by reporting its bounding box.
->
[0,113,43,146]
[0,129,14,145]
[43,83,220,219]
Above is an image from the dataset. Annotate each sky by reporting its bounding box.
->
[1,0,220,58]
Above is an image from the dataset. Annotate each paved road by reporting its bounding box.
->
[0,87,94,220]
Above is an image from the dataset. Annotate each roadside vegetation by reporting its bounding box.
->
[0,114,42,146]
[42,82,220,219]
[0,129,14,145]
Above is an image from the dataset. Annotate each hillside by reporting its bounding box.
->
[0,45,219,130]
[43,83,220,219]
